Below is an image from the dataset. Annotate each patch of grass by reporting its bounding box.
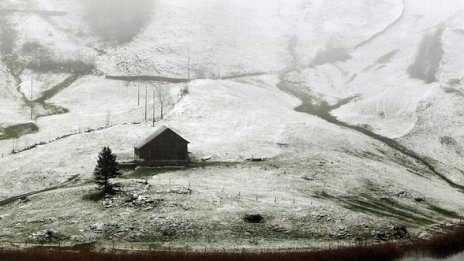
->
[312,190,331,199]
[0,122,39,140]
[341,149,385,162]
[28,75,81,119]
[339,196,435,226]
[82,191,106,202]
[315,191,435,226]
[148,243,162,250]
[35,75,81,103]
[122,162,242,179]
[440,136,457,147]
[315,190,462,227]
[427,204,463,220]
[189,161,242,168]
[122,167,184,179]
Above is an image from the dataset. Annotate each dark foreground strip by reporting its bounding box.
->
[2,224,464,261]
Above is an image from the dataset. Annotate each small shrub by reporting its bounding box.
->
[181,85,189,96]
[440,136,457,147]
[243,214,264,223]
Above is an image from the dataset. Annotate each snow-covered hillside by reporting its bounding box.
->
[1,0,464,249]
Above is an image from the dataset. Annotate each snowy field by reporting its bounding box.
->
[1,0,464,249]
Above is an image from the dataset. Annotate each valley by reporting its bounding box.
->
[0,0,464,253]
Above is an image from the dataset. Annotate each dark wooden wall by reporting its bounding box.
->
[135,129,188,162]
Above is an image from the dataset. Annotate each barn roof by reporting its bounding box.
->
[134,125,189,149]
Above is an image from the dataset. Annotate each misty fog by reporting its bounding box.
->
[81,0,155,43]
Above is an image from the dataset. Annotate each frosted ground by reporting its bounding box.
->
[1,0,464,250]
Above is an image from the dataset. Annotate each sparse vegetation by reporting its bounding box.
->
[440,136,457,147]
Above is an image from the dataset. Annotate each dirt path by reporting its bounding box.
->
[354,0,406,49]
[0,175,80,207]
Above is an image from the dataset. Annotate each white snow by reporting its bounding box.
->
[1,0,464,249]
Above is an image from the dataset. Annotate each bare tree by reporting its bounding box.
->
[155,85,169,120]
[144,83,148,120]
[152,85,156,127]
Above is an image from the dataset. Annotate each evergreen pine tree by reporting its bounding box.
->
[93,147,121,194]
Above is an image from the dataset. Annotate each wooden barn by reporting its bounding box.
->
[134,126,189,165]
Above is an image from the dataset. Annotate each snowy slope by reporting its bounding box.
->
[96,0,403,77]
[302,0,464,139]
[0,0,406,154]
[1,0,464,248]
[1,76,464,248]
